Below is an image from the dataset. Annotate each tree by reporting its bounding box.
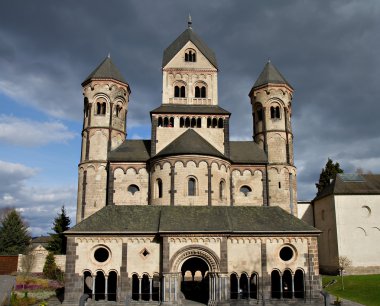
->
[338,256,352,290]
[0,209,31,255]
[43,252,63,280]
[316,158,344,195]
[46,206,71,255]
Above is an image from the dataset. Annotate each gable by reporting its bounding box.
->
[164,41,217,70]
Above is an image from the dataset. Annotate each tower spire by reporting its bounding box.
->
[188,14,192,29]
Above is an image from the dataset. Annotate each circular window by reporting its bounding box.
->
[279,246,294,261]
[94,247,110,263]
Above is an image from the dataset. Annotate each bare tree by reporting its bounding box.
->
[338,256,352,290]
[20,246,36,275]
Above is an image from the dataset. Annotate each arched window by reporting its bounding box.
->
[101,103,106,115]
[271,270,281,299]
[158,117,163,127]
[163,117,169,127]
[201,86,206,98]
[128,184,140,195]
[218,118,223,128]
[282,270,293,299]
[132,274,139,301]
[294,269,304,299]
[188,177,196,196]
[270,106,281,119]
[180,117,185,128]
[256,107,263,121]
[230,274,238,299]
[212,118,218,128]
[185,117,190,128]
[185,49,196,62]
[240,273,249,299]
[195,86,200,98]
[240,185,252,197]
[157,179,163,198]
[83,271,92,296]
[169,117,174,127]
[96,102,101,115]
[95,271,105,301]
[141,274,150,301]
[107,271,117,301]
[191,117,196,128]
[219,180,225,199]
[197,118,202,128]
[250,273,258,299]
[181,86,186,97]
[207,117,212,128]
[175,85,186,98]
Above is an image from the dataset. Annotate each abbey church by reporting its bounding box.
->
[64,21,322,305]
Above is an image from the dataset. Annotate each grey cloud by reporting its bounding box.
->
[1,0,379,203]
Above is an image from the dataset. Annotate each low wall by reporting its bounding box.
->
[17,252,66,273]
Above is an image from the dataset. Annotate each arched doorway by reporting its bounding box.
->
[107,271,117,301]
[180,257,209,304]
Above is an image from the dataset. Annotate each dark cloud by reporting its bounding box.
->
[1,0,379,207]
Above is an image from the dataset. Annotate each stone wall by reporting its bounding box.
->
[17,250,66,273]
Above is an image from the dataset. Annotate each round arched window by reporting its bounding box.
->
[240,185,252,197]
[94,247,110,263]
[279,246,294,261]
[128,184,140,195]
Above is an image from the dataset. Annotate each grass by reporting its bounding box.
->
[322,274,380,306]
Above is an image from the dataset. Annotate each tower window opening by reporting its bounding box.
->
[188,177,196,196]
[240,185,252,196]
[175,85,186,98]
[158,117,163,127]
[185,50,196,62]
[191,117,196,128]
[157,179,163,198]
[195,86,206,98]
[218,118,224,128]
[197,118,202,128]
[207,117,211,128]
[279,182,281,189]
[219,180,225,199]
[115,105,122,117]
[271,106,281,119]
[185,117,190,128]
[163,117,169,127]
[257,108,263,121]
[180,117,185,128]
[169,117,174,127]
[212,118,218,128]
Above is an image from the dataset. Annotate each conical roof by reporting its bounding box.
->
[155,129,225,158]
[251,61,293,90]
[162,28,217,69]
[82,56,127,86]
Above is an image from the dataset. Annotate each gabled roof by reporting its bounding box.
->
[66,205,319,234]
[162,28,218,69]
[155,129,225,159]
[108,140,151,162]
[82,56,128,86]
[251,61,293,92]
[230,141,267,164]
[151,104,230,115]
[314,174,380,201]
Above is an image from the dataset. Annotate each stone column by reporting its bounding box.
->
[291,273,295,298]
[92,274,96,298]
[105,275,108,301]
[138,277,142,301]
[150,277,153,301]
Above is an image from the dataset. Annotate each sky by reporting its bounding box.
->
[0,0,379,236]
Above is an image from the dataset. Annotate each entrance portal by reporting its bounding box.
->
[181,257,209,304]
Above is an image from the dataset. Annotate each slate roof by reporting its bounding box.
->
[314,174,380,201]
[250,61,293,92]
[230,141,267,164]
[108,140,151,162]
[82,56,128,86]
[162,28,218,69]
[66,205,319,234]
[151,104,230,115]
[155,129,225,159]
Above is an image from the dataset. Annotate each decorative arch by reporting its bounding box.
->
[170,245,220,272]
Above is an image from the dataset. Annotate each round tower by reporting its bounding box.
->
[77,56,131,222]
[249,61,297,215]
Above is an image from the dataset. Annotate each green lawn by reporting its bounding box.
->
[322,274,380,306]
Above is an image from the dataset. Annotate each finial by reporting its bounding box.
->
[188,14,192,29]
[107,52,111,58]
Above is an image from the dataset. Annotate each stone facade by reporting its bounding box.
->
[65,22,322,305]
